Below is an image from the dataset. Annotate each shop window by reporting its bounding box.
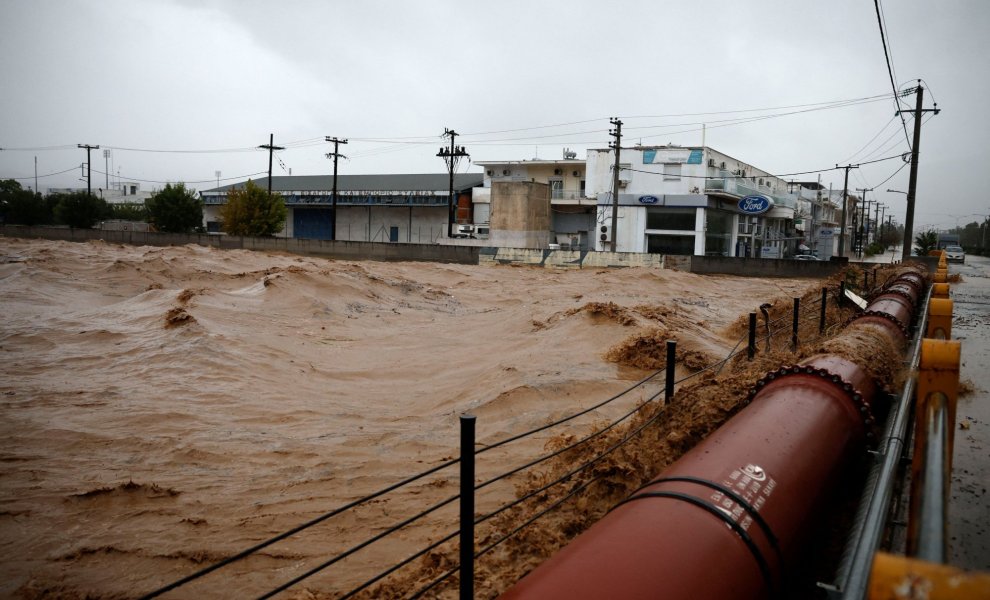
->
[646,207,695,231]
[705,209,734,257]
[647,234,695,255]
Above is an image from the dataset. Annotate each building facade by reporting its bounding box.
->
[585,145,801,257]
[474,157,594,250]
[200,174,483,242]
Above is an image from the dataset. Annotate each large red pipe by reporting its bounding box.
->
[500,268,926,600]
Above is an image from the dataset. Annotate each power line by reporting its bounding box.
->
[874,0,912,150]
[89,168,268,185]
[4,165,84,181]
[836,114,899,165]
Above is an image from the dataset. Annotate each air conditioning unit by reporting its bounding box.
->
[486,169,494,176]
[599,224,611,243]
[573,170,581,177]
[554,168,562,175]
[502,169,510,176]
[618,180,628,187]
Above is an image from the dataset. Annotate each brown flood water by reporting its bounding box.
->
[0,238,821,599]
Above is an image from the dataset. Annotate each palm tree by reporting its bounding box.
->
[913,229,939,256]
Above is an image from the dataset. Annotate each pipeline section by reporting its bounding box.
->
[500,268,927,600]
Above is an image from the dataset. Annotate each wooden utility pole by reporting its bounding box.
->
[325,136,348,241]
[437,129,469,238]
[855,188,873,257]
[77,143,100,197]
[608,118,622,252]
[898,81,940,259]
[837,164,858,258]
[258,133,284,196]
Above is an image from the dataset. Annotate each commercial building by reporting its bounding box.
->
[200,174,483,242]
[586,145,802,258]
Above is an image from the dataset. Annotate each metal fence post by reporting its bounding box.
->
[819,287,827,334]
[747,312,756,360]
[839,281,846,308]
[459,415,476,600]
[792,297,800,349]
[665,340,676,403]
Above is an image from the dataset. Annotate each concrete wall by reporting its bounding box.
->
[490,181,551,248]
[479,247,665,269]
[1,225,479,264]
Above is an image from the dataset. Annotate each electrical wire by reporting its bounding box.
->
[89,168,268,186]
[836,115,899,165]
[4,165,85,181]
[875,0,912,150]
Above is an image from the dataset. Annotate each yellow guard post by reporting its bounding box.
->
[868,552,990,599]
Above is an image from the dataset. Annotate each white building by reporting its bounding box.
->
[586,145,800,258]
[474,156,594,249]
[46,181,151,204]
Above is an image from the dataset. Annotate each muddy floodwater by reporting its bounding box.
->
[0,238,823,599]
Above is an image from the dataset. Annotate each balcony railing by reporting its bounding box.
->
[551,189,589,201]
[704,177,796,209]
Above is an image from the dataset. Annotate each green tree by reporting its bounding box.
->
[1,179,53,225]
[218,180,287,237]
[52,191,109,228]
[108,202,150,222]
[913,229,939,256]
[146,183,202,233]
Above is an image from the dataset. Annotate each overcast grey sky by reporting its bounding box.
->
[1,0,987,230]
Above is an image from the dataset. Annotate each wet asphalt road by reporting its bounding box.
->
[947,253,990,570]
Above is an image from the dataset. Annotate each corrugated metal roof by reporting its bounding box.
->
[203,173,484,194]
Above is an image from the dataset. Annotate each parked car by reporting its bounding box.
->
[792,254,820,261]
[944,245,965,263]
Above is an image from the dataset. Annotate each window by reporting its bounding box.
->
[705,210,734,257]
[647,207,695,231]
[549,179,564,198]
[647,234,695,255]
[663,163,682,181]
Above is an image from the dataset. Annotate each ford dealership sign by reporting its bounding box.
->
[638,195,660,204]
[738,195,773,215]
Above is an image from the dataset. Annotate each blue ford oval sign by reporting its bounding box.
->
[638,195,659,204]
[738,195,773,215]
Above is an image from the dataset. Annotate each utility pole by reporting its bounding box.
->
[898,81,940,260]
[258,133,284,196]
[608,117,623,252]
[34,156,38,193]
[836,164,858,258]
[855,188,873,257]
[874,201,882,247]
[325,136,348,241]
[103,149,110,190]
[437,129,469,238]
[77,144,100,197]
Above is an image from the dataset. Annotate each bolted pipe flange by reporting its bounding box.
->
[747,365,878,441]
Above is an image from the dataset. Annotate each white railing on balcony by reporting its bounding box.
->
[704,177,796,209]
[551,189,588,201]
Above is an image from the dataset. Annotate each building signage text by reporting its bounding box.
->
[738,195,773,215]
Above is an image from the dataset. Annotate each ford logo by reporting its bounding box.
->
[738,195,773,215]
[638,195,659,204]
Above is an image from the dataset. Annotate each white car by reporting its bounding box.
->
[944,245,965,263]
